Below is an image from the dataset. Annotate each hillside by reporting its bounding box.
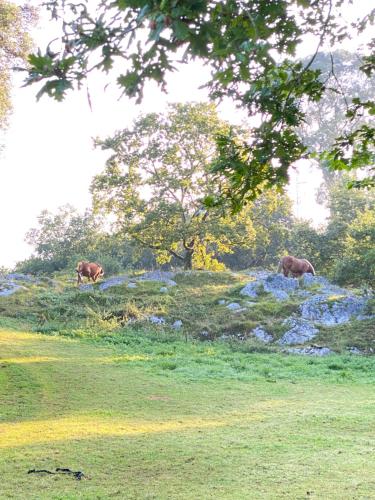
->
[0,270,374,355]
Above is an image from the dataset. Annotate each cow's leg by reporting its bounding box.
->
[77,272,83,285]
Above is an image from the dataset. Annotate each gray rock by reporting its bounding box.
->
[287,346,333,356]
[0,283,23,296]
[127,282,137,288]
[300,295,367,325]
[270,290,290,301]
[148,315,166,325]
[278,318,319,345]
[245,301,257,307]
[137,270,176,282]
[240,282,260,298]
[99,275,128,291]
[218,299,226,305]
[5,273,36,282]
[159,287,168,293]
[252,327,273,343]
[247,270,271,280]
[296,289,313,298]
[172,320,183,329]
[165,279,177,287]
[78,283,94,291]
[301,274,329,288]
[226,302,242,311]
[347,346,362,355]
[263,274,299,299]
[199,330,213,341]
[356,314,375,321]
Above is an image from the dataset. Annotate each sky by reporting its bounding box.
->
[0,1,371,268]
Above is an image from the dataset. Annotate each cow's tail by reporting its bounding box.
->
[305,259,316,276]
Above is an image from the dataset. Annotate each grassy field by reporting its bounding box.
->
[1,325,375,499]
[1,272,375,498]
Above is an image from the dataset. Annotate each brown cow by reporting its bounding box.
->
[277,255,315,278]
[76,261,104,285]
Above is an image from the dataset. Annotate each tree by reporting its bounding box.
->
[298,50,375,187]
[332,208,375,287]
[221,188,293,269]
[25,205,103,271]
[0,0,36,128]
[315,176,375,273]
[91,102,256,269]
[24,0,375,204]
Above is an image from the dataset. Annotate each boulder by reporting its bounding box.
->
[137,271,176,284]
[172,320,183,329]
[99,276,128,291]
[278,317,319,345]
[263,274,299,300]
[240,281,260,298]
[127,282,137,288]
[78,284,94,292]
[226,302,242,311]
[287,345,334,356]
[0,283,23,297]
[251,327,273,343]
[5,273,36,282]
[300,295,367,325]
[148,315,165,325]
[159,287,168,293]
[347,347,362,355]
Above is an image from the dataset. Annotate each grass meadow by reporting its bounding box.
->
[1,272,375,499]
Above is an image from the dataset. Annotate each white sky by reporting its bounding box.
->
[0,1,371,267]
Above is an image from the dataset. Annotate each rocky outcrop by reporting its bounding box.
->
[251,327,273,343]
[240,272,299,301]
[263,274,299,300]
[278,317,319,345]
[286,345,334,356]
[300,295,368,325]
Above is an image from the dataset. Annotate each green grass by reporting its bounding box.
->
[1,327,375,499]
[1,271,375,498]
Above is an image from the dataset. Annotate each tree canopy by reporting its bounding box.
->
[0,0,36,128]
[25,0,375,203]
[91,102,256,269]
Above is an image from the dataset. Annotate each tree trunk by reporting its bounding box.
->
[183,249,194,270]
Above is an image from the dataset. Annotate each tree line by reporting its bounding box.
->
[16,103,375,287]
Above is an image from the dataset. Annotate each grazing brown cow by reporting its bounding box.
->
[76,261,104,285]
[277,255,315,278]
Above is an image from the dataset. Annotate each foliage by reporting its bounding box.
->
[286,219,325,271]
[24,0,375,204]
[23,205,104,272]
[332,208,375,287]
[299,50,375,187]
[0,0,36,128]
[318,177,375,273]
[222,188,293,269]
[91,102,256,269]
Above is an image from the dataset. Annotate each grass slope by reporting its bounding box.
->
[0,271,373,352]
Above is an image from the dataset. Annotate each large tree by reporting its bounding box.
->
[91,102,256,269]
[24,0,375,204]
[0,0,36,128]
